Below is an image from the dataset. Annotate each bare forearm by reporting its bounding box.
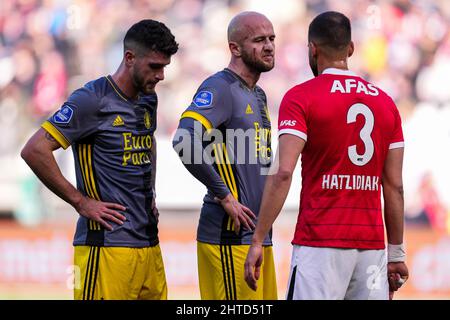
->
[252,134,305,245]
[21,139,83,209]
[383,184,404,245]
[382,148,405,246]
[252,171,292,245]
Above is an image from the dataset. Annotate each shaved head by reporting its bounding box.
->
[227,11,271,44]
[227,11,275,75]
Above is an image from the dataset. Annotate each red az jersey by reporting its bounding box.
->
[278,68,404,249]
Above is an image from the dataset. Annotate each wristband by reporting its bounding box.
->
[388,243,406,262]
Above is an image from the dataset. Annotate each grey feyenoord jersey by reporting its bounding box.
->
[42,76,158,247]
[178,68,273,245]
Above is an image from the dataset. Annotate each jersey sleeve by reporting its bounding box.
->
[388,100,404,149]
[173,117,231,199]
[180,77,233,130]
[278,86,308,142]
[41,87,100,149]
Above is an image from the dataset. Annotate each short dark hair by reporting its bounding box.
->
[308,11,351,51]
[124,19,179,57]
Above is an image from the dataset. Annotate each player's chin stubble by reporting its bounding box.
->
[133,71,154,95]
[242,51,274,73]
[259,58,275,72]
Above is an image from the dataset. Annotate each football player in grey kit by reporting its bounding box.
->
[173,11,277,300]
[21,20,178,300]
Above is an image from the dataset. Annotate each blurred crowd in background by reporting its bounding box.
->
[1,0,450,231]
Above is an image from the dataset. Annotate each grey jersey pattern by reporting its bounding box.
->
[177,69,273,245]
[43,76,158,247]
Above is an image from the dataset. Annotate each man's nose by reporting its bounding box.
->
[264,39,274,51]
[155,69,165,81]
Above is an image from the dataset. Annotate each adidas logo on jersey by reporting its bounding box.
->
[245,104,254,114]
[113,115,124,126]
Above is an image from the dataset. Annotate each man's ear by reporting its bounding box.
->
[124,50,136,67]
[229,41,241,57]
[348,41,354,58]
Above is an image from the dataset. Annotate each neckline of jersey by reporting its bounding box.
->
[223,68,255,92]
[322,68,358,77]
[106,75,140,103]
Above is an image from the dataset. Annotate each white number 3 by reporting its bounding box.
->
[347,103,374,166]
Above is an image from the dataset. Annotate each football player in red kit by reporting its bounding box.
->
[244,11,408,300]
